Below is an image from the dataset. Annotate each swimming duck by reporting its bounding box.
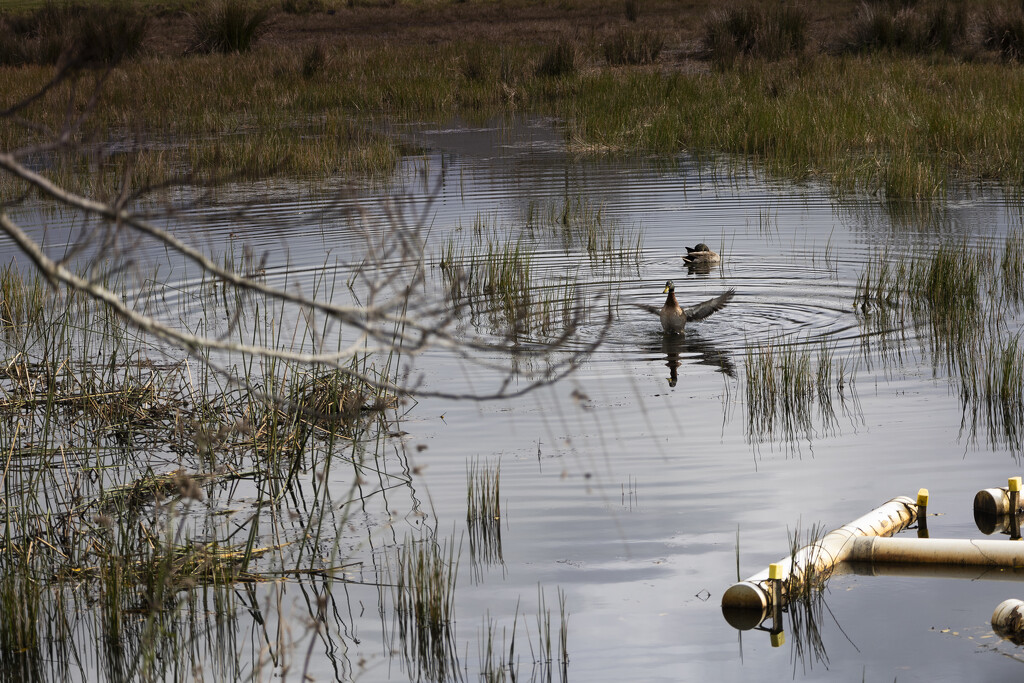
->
[636,280,735,335]
[681,243,721,264]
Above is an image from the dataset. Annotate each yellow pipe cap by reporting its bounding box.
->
[1010,477,1022,492]
[917,488,929,506]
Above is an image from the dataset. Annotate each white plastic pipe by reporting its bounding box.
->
[992,599,1024,644]
[848,537,1024,566]
[722,496,918,610]
[974,487,1019,516]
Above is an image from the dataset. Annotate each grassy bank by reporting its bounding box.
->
[3,1,1024,198]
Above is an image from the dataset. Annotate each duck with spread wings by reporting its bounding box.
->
[635,280,735,335]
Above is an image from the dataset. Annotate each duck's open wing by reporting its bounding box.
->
[631,302,663,315]
[682,288,735,322]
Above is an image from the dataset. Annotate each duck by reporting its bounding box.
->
[681,243,721,264]
[636,280,735,335]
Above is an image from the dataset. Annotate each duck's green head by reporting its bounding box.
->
[663,280,675,293]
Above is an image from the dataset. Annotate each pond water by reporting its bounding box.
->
[5,117,1024,682]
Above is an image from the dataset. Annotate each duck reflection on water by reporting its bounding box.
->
[656,333,735,387]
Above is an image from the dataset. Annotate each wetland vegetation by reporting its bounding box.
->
[6,0,1024,196]
[6,1,1024,681]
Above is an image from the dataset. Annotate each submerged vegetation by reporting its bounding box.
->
[743,336,855,447]
[0,266,400,678]
[437,197,638,340]
[855,232,1024,454]
[7,0,1024,679]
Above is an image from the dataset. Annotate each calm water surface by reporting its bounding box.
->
[5,118,1024,681]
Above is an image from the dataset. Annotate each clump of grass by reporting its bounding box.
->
[624,0,640,23]
[0,559,42,678]
[536,38,578,78]
[288,366,396,436]
[527,195,644,265]
[846,2,968,55]
[1002,230,1024,304]
[745,338,814,444]
[0,265,47,335]
[301,42,329,78]
[854,255,902,311]
[981,4,1024,61]
[879,151,947,200]
[0,2,148,67]
[744,336,852,447]
[855,245,981,320]
[908,243,981,336]
[477,587,569,682]
[785,521,831,600]
[467,458,503,579]
[959,334,1024,455]
[534,585,569,683]
[785,521,831,669]
[392,535,461,682]
[439,233,538,337]
[602,28,664,65]
[702,5,807,67]
[461,44,493,83]
[282,0,326,14]
[186,0,270,55]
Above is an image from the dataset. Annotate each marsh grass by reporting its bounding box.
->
[439,228,590,340]
[477,587,568,682]
[959,334,1024,455]
[602,28,664,65]
[467,457,504,579]
[846,1,968,55]
[287,364,397,435]
[392,534,461,682]
[437,198,636,342]
[185,0,270,55]
[855,240,1024,453]
[1002,229,1024,304]
[744,336,854,447]
[785,521,831,671]
[281,0,326,14]
[981,3,1024,61]
[624,0,639,23]
[526,196,644,266]
[855,243,985,369]
[0,261,407,677]
[301,41,329,78]
[702,5,808,67]
[531,585,569,682]
[0,2,148,67]
[535,38,578,78]
[7,19,1024,197]
[439,234,535,335]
